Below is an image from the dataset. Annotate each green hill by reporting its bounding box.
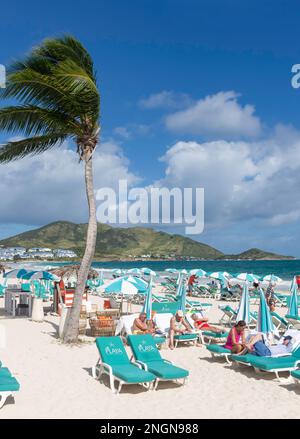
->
[0,221,223,259]
[221,248,294,260]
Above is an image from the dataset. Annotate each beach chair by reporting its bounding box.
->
[218,305,257,327]
[185,313,228,345]
[92,336,156,394]
[231,330,300,381]
[285,315,300,329]
[127,334,189,389]
[291,369,300,384]
[271,312,290,332]
[206,344,232,364]
[0,363,20,409]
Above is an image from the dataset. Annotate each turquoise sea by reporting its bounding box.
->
[44,259,300,280]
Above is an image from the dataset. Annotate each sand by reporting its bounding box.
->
[1,284,300,419]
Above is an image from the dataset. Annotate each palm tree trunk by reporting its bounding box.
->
[63,156,97,343]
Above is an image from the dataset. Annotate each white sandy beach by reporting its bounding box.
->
[1,281,300,419]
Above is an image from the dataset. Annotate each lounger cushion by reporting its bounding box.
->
[174,333,198,341]
[206,344,231,355]
[153,336,167,345]
[0,376,20,392]
[0,367,12,378]
[112,365,155,383]
[291,370,300,380]
[202,331,228,338]
[246,355,300,370]
[145,360,189,379]
[231,353,255,364]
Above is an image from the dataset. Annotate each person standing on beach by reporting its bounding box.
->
[265,283,276,311]
[187,274,197,296]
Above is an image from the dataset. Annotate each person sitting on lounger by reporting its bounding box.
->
[147,311,165,336]
[169,310,192,350]
[190,313,225,334]
[225,320,247,353]
[244,333,293,357]
[132,312,150,334]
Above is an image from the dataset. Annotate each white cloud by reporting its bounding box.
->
[165,91,261,139]
[113,126,131,139]
[156,124,300,230]
[0,141,140,226]
[139,90,192,109]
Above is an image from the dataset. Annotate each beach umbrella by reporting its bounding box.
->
[236,273,260,283]
[165,268,178,273]
[126,268,141,275]
[177,276,187,312]
[142,277,153,319]
[21,271,60,281]
[112,268,125,277]
[105,278,138,295]
[236,282,250,324]
[180,269,188,274]
[4,268,28,279]
[189,269,207,277]
[122,275,148,292]
[288,277,299,317]
[262,274,282,283]
[256,288,275,335]
[209,272,230,283]
[141,267,156,276]
[50,265,99,282]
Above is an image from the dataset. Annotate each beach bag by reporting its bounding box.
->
[253,340,271,357]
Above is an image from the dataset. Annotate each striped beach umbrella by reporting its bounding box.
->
[22,271,60,281]
[236,282,250,324]
[141,267,156,276]
[209,272,230,283]
[165,268,178,273]
[126,268,141,275]
[122,275,148,292]
[262,274,282,283]
[112,268,125,276]
[105,278,138,295]
[236,273,260,282]
[256,288,275,335]
[4,269,28,279]
[189,269,207,277]
[288,277,299,317]
[142,277,153,319]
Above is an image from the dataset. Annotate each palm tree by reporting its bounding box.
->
[0,36,100,343]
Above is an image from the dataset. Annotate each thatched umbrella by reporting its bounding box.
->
[50,265,99,282]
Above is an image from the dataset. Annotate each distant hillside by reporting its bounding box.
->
[0,221,223,259]
[221,248,294,260]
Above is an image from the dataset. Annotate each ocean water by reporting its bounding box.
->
[44,259,300,280]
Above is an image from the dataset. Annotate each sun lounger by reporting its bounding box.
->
[92,336,156,394]
[231,330,300,381]
[218,305,257,327]
[285,314,300,329]
[0,364,20,409]
[291,369,300,384]
[127,334,189,389]
[271,312,290,332]
[206,344,232,364]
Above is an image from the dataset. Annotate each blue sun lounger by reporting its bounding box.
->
[0,361,20,409]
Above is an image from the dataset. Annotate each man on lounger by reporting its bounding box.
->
[169,310,193,350]
[244,334,293,357]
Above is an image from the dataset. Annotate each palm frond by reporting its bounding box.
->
[0,135,68,163]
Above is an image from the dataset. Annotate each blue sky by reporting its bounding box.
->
[1,0,300,256]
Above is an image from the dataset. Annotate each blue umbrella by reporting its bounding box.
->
[256,288,275,335]
[177,276,187,312]
[4,269,28,279]
[236,273,260,283]
[122,275,148,292]
[165,268,178,273]
[105,278,138,295]
[142,277,153,319]
[236,282,250,324]
[288,276,299,317]
[189,269,207,277]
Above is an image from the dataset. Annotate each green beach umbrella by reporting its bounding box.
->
[177,275,187,312]
[288,277,299,317]
[142,277,153,320]
[236,282,250,324]
[256,288,275,335]
[236,273,260,283]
